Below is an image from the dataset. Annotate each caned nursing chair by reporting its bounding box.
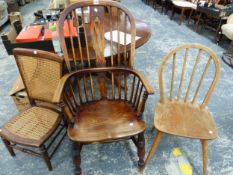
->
[143,43,220,175]
[0,48,66,171]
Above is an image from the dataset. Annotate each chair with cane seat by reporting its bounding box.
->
[0,48,67,171]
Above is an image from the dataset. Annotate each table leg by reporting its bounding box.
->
[187,9,193,26]
[215,19,224,43]
[196,13,202,32]
[179,8,185,25]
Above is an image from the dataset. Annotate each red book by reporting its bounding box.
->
[16,25,42,43]
[43,20,77,40]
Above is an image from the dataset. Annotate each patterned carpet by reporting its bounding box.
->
[0,0,233,174]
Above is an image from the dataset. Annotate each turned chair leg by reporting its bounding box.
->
[201,140,208,175]
[1,138,15,157]
[137,132,145,170]
[73,142,82,175]
[142,131,163,170]
[39,145,52,171]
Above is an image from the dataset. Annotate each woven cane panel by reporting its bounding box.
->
[17,56,61,102]
[4,107,59,141]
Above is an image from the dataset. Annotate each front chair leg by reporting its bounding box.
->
[1,138,15,157]
[137,132,145,169]
[142,131,163,171]
[201,139,208,175]
[73,142,82,175]
[39,145,52,171]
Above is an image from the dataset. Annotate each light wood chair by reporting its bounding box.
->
[0,48,67,171]
[58,0,136,72]
[52,67,154,174]
[143,43,220,175]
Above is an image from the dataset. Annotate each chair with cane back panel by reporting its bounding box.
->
[0,48,67,171]
[58,0,136,72]
[52,67,154,174]
[142,43,220,175]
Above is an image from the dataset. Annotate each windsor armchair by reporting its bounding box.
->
[52,67,154,174]
[143,43,220,175]
[58,0,137,71]
[0,48,66,171]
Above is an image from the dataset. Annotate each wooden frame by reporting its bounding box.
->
[52,67,154,174]
[0,48,67,171]
[143,43,220,175]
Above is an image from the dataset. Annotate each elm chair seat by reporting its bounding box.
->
[68,100,146,143]
[154,100,217,140]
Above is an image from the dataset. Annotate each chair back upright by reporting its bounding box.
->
[58,0,136,72]
[158,43,220,109]
[13,48,63,105]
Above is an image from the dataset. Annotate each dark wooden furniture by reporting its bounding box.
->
[1,27,54,55]
[190,3,228,38]
[142,43,220,175]
[52,67,154,175]
[222,41,233,68]
[58,0,151,71]
[0,48,67,171]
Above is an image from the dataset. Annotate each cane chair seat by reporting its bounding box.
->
[68,100,146,143]
[154,100,217,140]
[0,107,60,147]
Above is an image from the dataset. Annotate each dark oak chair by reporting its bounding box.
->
[52,67,154,174]
[0,48,67,171]
[58,0,136,71]
[142,43,220,175]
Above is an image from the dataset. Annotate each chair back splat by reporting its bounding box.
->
[58,0,136,71]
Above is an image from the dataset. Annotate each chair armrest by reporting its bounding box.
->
[132,69,155,95]
[52,73,70,103]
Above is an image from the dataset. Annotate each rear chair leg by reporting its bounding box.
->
[73,142,82,175]
[39,145,52,171]
[1,138,15,157]
[137,132,145,170]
